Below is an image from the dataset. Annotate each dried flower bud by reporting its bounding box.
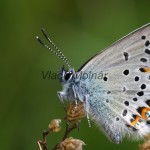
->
[59,137,85,150]
[66,101,85,122]
[48,119,61,132]
[139,134,150,150]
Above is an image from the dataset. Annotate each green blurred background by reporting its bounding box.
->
[1,0,150,149]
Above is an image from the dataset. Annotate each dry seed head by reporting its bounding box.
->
[139,134,150,150]
[66,101,85,122]
[59,137,85,150]
[48,119,61,132]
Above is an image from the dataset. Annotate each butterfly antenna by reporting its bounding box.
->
[36,29,71,68]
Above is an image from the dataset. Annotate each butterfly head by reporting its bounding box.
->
[59,66,75,85]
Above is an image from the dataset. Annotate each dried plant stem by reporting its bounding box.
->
[63,122,78,140]
[37,141,43,150]
[38,130,50,150]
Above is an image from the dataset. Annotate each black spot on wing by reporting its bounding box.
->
[132,114,137,119]
[122,109,127,116]
[140,84,146,89]
[106,99,109,103]
[135,76,139,81]
[107,91,111,94]
[146,100,150,106]
[123,69,129,75]
[140,58,147,62]
[116,118,119,121]
[137,91,144,97]
[124,101,129,106]
[123,87,126,92]
[145,40,150,46]
[103,76,108,81]
[133,97,138,101]
[123,52,129,61]
[141,35,146,40]
[139,68,146,72]
[145,49,150,55]
[136,107,144,114]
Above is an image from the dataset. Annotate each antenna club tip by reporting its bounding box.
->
[36,36,39,39]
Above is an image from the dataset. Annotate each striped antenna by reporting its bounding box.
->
[36,29,71,68]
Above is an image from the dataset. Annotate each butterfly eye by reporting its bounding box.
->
[64,71,73,81]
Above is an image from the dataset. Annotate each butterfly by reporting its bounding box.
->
[37,23,150,144]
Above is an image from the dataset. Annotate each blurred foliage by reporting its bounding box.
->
[1,0,150,150]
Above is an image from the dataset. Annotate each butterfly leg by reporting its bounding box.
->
[84,94,91,127]
[57,91,64,103]
[72,85,78,106]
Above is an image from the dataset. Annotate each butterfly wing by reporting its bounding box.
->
[79,23,150,71]
[78,24,150,143]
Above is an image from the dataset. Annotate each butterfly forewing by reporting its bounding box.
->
[80,24,150,72]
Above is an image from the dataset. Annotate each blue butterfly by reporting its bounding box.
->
[37,24,150,144]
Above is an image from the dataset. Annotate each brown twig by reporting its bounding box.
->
[62,122,78,141]
[38,130,50,150]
